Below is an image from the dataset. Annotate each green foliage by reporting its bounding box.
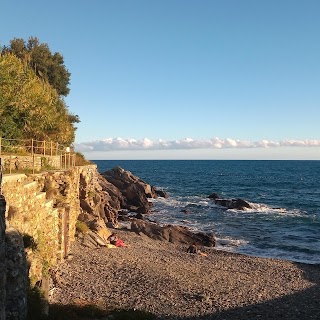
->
[0,53,78,145]
[76,220,89,234]
[41,157,55,170]
[3,36,71,96]
[74,152,92,166]
[35,230,54,278]
[0,106,25,140]
[87,190,95,198]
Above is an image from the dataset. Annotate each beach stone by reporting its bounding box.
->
[49,228,320,320]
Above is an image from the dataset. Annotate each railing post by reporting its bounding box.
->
[0,137,2,156]
[56,143,59,156]
[43,140,46,156]
[31,139,34,156]
[32,154,35,174]
[9,155,12,174]
[50,141,53,156]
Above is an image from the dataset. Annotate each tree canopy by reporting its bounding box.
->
[0,44,79,147]
[2,37,71,96]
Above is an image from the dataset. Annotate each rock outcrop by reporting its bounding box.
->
[215,198,252,210]
[78,166,216,248]
[131,219,216,247]
[78,166,158,229]
[209,193,252,210]
[101,166,157,214]
[77,166,164,248]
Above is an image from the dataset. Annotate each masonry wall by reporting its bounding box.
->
[0,164,97,319]
[0,155,62,172]
[0,195,6,320]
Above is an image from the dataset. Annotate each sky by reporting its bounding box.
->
[1,0,320,160]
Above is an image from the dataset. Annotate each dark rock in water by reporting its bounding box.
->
[208,192,251,210]
[215,198,252,210]
[135,213,144,220]
[208,192,220,200]
[131,219,215,247]
[154,189,169,198]
[118,210,130,221]
[181,209,191,214]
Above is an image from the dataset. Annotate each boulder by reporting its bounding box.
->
[131,219,215,247]
[214,198,252,210]
[208,192,220,200]
[154,189,169,198]
[89,219,113,243]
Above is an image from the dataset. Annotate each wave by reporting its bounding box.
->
[215,236,249,251]
[227,201,308,218]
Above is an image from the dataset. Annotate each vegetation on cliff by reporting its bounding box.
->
[0,37,79,146]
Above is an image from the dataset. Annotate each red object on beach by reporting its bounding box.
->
[115,239,126,247]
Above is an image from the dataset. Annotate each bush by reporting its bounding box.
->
[75,220,89,234]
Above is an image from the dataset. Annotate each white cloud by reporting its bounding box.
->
[74,137,320,153]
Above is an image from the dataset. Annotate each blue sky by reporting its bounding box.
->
[1,0,320,159]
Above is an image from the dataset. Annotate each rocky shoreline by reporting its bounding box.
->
[48,166,320,319]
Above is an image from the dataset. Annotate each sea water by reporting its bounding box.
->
[93,160,320,264]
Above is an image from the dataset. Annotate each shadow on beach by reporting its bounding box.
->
[186,262,320,320]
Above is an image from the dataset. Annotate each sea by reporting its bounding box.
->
[93,160,320,265]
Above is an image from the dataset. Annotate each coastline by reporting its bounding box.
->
[49,228,320,320]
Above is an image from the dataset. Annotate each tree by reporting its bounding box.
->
[0,53,78,145]
[3,36,71,96]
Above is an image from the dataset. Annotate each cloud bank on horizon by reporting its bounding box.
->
[75,137,320,152]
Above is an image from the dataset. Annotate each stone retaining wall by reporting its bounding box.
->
[1,155,62,172]
[0,195,6,320]
[0,164,98,319]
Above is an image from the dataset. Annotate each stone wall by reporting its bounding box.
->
[1,155,63,172]
[0,164,98,319]
[0,195,6,320]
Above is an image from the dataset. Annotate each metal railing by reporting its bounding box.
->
[0,137,67,156]
[0,137,75,173]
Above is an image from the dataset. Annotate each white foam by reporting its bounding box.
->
[226,202,306,217]
[215,236,249,251]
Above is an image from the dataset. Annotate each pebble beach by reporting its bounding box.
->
[49,228,320,320]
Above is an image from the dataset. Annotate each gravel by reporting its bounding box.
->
[49,228,320,319]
